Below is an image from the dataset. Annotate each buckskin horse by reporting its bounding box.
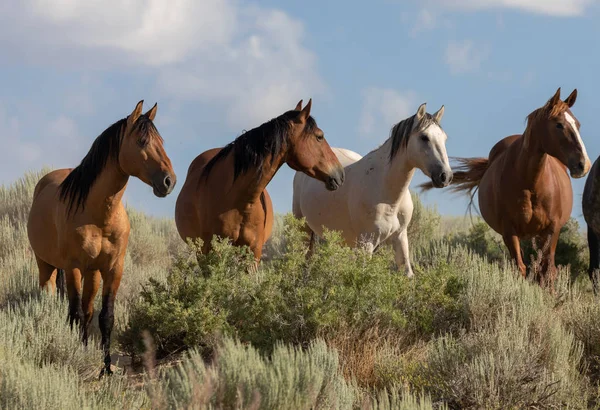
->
[292,103,452,277]
[421,88,590,289]
[175,99,345,264]
[27,100,176,376]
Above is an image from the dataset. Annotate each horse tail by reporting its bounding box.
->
[418,157,490,215]
[447,157,489,195]
[419,157,489,193]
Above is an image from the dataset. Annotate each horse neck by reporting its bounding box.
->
[86,159,129,220]
[519,123,550,184]
[234,152,286,206]
[375,139,416,207]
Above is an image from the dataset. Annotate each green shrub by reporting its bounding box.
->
[157,337,356,410]
[445,216,588,280]
[0,347,148,410]
[407,192,441,252]
[122,214,466,360]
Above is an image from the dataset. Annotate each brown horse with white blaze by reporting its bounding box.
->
[421,88,590,288]
[175,99,345,263]
[27,100,176,376]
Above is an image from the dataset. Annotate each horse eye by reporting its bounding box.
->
[556,123,564,130]
[316,135,324,141]
[420,135,430,142]
[137,137,148,147]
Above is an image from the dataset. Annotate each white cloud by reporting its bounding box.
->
[0,0,324,129]
[445,40,489,74]
[359,88,417,138]
[0,103,84,182]
[410,9,437,35]
[437,0,595,17]
[155,7,325,129]
[420,0,595,17]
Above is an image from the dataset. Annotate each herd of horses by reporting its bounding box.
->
[23,88,600,376]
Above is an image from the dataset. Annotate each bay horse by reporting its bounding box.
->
[27,100,176,376]
[175,99,345,263]
[582,155,600,290]
[293,103,451,276]
[421,88,590,288]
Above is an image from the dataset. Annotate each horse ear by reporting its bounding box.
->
[128,100,144,127]
[145,103,158,121]
[295,100,303,111]
[564,89,577,108]
[548,87,561,107]
[416,103,427,122]
[433,105,445,123]
[298,98,312,122]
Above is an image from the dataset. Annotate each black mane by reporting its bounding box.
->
[201,111,317,182]
[59,115,159,216]
[389,112,437,162]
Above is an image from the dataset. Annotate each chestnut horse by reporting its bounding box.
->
[27,101,176,376]
[175,99,345,263]
[421,88,590,288]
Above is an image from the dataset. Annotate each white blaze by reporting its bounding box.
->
[565,112,589,161]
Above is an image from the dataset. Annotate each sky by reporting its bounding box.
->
[1,0,600,226]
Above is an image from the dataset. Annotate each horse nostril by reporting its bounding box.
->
[578,161,585,172]
[164,175,172,188]
[440,172,447,183]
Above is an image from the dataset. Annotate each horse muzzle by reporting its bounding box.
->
[430,169,453,188]
[325,167,345,191]
[568,157,591,179]
[152,172,177,197]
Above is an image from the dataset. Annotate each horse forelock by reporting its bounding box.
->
[388,113,437,162]
[523,100,573,148]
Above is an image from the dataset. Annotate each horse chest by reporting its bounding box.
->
[516,191,552,233]
[74,226,125,264]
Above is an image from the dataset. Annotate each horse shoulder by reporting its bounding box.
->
[262,189,274,242]
[547,157,573,222]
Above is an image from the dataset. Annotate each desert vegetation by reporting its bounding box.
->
[1,169,599,409]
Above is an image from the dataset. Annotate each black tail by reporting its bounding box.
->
[56,269,67,299]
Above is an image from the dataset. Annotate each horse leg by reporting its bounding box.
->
[502,233,526,278]
[587,226,600,293]
[65,268,84,329]
[536,230,560,291]
[81,270,101,344]
[56,269,67,299]
[35,255,57,294]
[99,264,123,377]
[392,229,414,278]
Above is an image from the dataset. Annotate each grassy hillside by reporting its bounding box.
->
[1,169,598,409]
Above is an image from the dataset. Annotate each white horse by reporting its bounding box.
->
[292,103,452,277]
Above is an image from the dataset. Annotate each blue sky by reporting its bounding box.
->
[1,0,600,225]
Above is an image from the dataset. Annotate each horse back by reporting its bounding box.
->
[32,168,72,200]
[488,134,521,164]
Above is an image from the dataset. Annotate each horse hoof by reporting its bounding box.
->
[99,366,114,379]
